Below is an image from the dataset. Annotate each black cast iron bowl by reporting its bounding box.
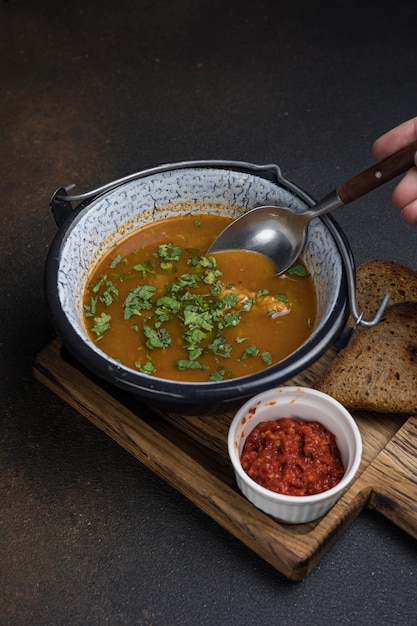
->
[45,160,353,414]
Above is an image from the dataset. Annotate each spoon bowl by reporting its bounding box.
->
[208,140,417,274]
[208,204,313,273]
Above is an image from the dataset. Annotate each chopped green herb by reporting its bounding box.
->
[221,310,241,328]
[240,298,255,312]
[209,369,225,381]
[171,273,198,289]
[90,275,107,294]
[176,359,205,371]
[99,281,119,306]
[260,351,272,365]
[160,261,176,272]
[208,336,232,358]
[288,262,309,277]
[123,285,157,319]
[83,296,98,317]
[187,255,215,268]
[156,295,181,313]
[187,347,203,361]
[133,262,156,277]
[203,269,222,285]
[90,312,111,336]
[143,325,172,349]
[135,355,155,374]
[109,254,124,269]
[183,309,214,332]
[222,291,239,308]
[238,345,272,364]
[184,327,207,349]
[157,243,182,261]
[239,344,259,360]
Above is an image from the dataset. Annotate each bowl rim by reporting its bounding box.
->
[45,160,353,407]
[227,386,363,503]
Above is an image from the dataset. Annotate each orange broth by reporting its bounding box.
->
[82,214,317,382]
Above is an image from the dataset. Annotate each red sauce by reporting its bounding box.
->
[240,417,345,496]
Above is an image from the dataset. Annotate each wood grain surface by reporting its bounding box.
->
[32,337,416,580]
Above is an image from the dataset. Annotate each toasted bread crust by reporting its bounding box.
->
[316,301,417,414]
[354,259,417,322]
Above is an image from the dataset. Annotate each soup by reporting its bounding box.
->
[82,214,317,382]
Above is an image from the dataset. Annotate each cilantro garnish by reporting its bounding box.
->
[123,285,157,319]
[176,359,206,371]
[260,351,272,365]
[222,292,239,309]
[183,309,214,332]
[99,281,119,306]
[238,344,272,365]
[133,262,156,278]
[239,344,259,360]
[208,336,232,358]
[220,310,240,328]
[109,254,123,269]
[143,325,172,349]
[157,243,182,261]
[240,298,255,312]
[135,355,155,375]
[83,296,98,317]
[90,312,111,337]
[288,262,309,277]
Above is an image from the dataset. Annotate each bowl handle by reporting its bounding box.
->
[334,225,390,328]
[49,185,78,228]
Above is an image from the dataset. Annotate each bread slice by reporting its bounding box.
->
[353,259,417,322]
[315,301,417,414]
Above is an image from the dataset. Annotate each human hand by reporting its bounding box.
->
[372,117,417,225]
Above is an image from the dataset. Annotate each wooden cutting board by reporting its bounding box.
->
[32,337,417,580]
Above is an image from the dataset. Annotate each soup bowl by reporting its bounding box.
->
[45,160,353,414]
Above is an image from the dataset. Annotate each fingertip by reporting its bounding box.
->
[401,202,417,226]
[371,137,386,161]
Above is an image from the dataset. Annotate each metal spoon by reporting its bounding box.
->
[208,140,417,274]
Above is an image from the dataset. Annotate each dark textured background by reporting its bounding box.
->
[1,1,417,624]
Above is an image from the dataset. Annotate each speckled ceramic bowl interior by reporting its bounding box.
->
[45,163,352,413]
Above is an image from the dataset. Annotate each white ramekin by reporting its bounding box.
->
[228,386,362,523]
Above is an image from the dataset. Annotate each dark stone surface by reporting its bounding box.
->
[1,0,417,623]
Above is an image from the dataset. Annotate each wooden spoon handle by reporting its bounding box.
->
[337,139,417,204]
